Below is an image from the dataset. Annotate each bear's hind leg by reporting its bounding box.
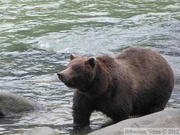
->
[111,113,129,123]
[143,101,167,116]
[107,107,131,123]
[149,102,167,114]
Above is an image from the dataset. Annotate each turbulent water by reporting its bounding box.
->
[0,0,180,134]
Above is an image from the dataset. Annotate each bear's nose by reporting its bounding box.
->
[57,72,64,81]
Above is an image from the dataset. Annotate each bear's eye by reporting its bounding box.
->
[72,65,82,72]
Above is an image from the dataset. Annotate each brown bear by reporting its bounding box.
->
[57,47,174,128]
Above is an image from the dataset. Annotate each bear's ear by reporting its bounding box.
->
[70,54,78,60]
[88,57,96,68]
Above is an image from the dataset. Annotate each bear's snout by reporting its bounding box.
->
[57,72,65,82]
[57,71,76,88]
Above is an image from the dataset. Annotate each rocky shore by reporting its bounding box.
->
[0,92,40,118]
[0,78,179,135]
[20,109,180,135]
[88,109,180,135]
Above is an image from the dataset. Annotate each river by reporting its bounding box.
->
[0,0,180,134]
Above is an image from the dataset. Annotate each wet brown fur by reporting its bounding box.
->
[57,48,175,127]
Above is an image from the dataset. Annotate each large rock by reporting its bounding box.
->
[0,91,40,117]
[22,127,59,135]
[88,109,180,135]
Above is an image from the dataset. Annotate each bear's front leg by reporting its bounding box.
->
[73,91,95,128]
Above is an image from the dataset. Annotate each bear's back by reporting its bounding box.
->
[114,48,174,91]
[113,48,175,115]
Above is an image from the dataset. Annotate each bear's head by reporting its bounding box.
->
[57,54,97,90]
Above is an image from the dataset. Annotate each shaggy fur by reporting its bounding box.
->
[57,48,174,127]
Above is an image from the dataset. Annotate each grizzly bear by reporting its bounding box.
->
[57,47,174,127]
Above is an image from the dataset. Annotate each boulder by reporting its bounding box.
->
[22,127,59,135]
[0,91,40,117]
[88,109,180,135]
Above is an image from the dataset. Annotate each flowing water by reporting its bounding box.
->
[0,0,180,134]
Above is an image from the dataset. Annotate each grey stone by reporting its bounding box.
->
[88,109,180,135]
[22,127,59,135]
[0,91,40,117]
